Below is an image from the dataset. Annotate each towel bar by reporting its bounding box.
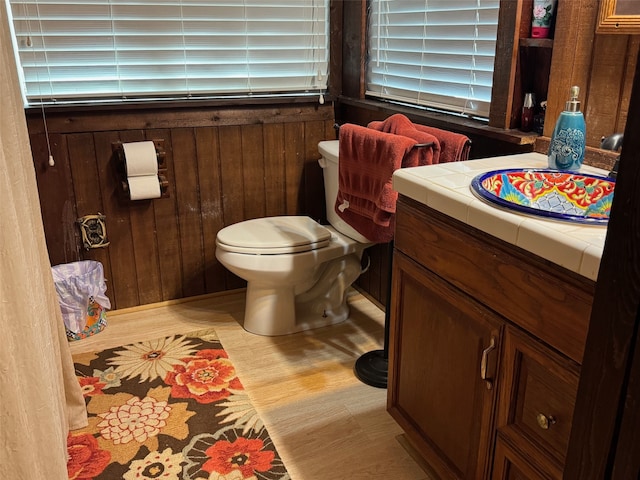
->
[411,142,434,149]
[335,123,435,150]
[333,122,471,150]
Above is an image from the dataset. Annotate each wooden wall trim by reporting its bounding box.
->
[341,0,366,98]
[489,0,522,129]
[26,103,334,135]
[337,97,538,146]
[329,0,343,97]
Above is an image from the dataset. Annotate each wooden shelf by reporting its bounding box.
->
[519,38,554,48]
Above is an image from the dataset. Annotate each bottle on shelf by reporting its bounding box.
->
[521,93,535,132]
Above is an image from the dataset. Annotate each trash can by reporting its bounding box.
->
[51,260,111,342]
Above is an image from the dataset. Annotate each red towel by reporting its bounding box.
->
[367,114,441,165]
[369,114,471,163]
[336,123,418,243]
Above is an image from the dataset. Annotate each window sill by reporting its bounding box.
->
[337,96,538,146]
[24,94,328,116]
[24,96,334,135]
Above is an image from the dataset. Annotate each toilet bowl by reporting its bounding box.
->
[215,140,371,336]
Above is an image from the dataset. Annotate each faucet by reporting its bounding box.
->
[601,133,623,152]
[601,133,623,178]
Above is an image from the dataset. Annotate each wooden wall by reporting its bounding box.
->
[28,100,532,313]
[583,35,638,145]
[29,103,337,310]
[27,0,638,312]
[545,0,639,147]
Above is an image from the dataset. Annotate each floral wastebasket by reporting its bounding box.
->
[51,260,111,341]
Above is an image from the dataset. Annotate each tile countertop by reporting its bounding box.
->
[392,152,610,281]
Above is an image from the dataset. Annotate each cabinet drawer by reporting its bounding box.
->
[394,196,594,364]
[497,326,580,466]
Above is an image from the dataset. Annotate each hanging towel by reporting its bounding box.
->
[336,123,420,243]
[414,123,471,162]
[369,114,471,163]
[367,113,441,165]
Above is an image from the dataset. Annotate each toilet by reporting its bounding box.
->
[215,140,371,336]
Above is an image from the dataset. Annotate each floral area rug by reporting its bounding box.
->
[67,328,290,480]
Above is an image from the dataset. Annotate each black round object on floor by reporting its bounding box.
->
[354,241,393,390]
[354,349,388,388]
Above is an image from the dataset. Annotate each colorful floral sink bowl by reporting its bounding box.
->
[470,169,615,225]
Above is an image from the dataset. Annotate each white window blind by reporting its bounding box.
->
[367,0,499,119]
[7,0,329,105]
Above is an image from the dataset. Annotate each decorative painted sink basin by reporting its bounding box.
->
[470,169,615,225]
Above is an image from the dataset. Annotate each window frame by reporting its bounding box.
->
[8,0,332,109]
[365,0,501,120]
[338,0,522,134]
[15,0,519,137]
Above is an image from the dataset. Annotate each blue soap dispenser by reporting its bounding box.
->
[548,85,586,171]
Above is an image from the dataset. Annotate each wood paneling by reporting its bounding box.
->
[283,122,306,216]
[263,123,286,217]
[30,0,637,313]
[195,127,226,294]
[173,127,206,299]
[145,128,183,301]
[546,0,637,146]
[341,0,366,98]
[489,0,522,129]
[29,103,335,309]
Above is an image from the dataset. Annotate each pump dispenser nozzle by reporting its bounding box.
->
[565,86,581,112]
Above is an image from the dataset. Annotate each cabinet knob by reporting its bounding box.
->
[536,413,556,430]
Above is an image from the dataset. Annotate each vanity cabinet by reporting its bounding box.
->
[387,195,595,479]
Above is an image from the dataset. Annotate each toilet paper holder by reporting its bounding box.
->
[112,139,170,199]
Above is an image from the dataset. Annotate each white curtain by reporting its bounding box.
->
[0,2,87,479]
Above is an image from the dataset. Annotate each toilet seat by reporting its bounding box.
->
[216,216,332,255]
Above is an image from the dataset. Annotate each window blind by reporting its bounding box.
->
[367,0,499,119]
[8,0,329,105]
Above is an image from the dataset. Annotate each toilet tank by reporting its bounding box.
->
[318,140,371,243]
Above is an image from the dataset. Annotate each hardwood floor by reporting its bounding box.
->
[69,289,432,480]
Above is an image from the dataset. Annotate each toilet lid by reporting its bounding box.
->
[216,216,332,254]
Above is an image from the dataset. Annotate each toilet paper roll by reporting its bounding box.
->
[128,176,161,200]
[123,141,158,177]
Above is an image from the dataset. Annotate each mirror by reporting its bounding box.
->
[597,0,640,33]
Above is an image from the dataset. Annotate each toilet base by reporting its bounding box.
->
[242,283,351,336]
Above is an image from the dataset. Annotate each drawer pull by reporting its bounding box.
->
[480,336,496,390]
[536,413,557,430]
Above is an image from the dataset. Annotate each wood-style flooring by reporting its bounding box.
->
[69,289,432,480]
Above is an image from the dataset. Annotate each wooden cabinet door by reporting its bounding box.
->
[388,251,503,479]
[493,436,560,480]
[494,325,580,478]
